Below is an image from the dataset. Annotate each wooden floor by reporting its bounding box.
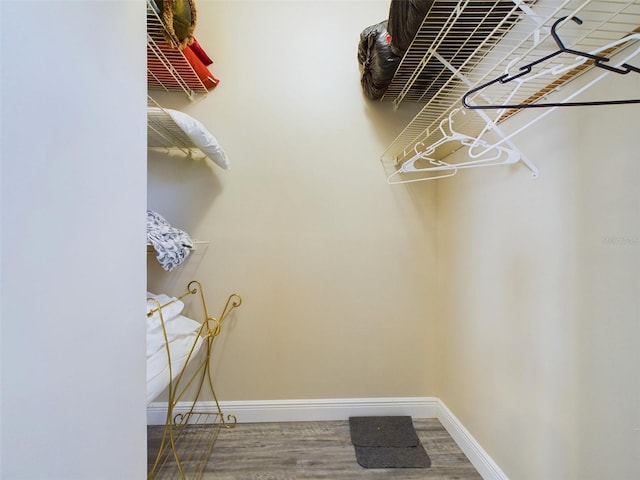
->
[148,418,482,480]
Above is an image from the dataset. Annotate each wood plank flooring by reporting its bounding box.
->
[148,419,482,479]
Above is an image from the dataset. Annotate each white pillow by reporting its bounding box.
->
[165,108,230,170]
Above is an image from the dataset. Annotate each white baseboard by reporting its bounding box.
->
[436,400,509,480]
[147,396,438,425]
[147,396,507,480]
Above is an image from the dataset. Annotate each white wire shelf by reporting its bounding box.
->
[147,0,209,98]
[381,0,640,182]
[147,96,195,154]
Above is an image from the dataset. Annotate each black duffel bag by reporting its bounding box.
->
[358,20,401,100]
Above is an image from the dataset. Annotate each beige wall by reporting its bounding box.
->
[147,0,438,401]
[437,69,640,479]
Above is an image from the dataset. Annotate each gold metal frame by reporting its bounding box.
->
[147,280,242,480]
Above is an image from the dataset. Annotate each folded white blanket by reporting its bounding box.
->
[146,293,185,331]
[146,314,203,358]
[145,291,206,404]
[146,330,203,404]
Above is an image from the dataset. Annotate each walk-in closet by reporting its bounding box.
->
[1,1,638,479]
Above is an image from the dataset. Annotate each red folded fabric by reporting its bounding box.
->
[189,38,213,66]
[183,46,219,89]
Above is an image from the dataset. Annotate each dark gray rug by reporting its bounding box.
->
[349,416,431,469]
